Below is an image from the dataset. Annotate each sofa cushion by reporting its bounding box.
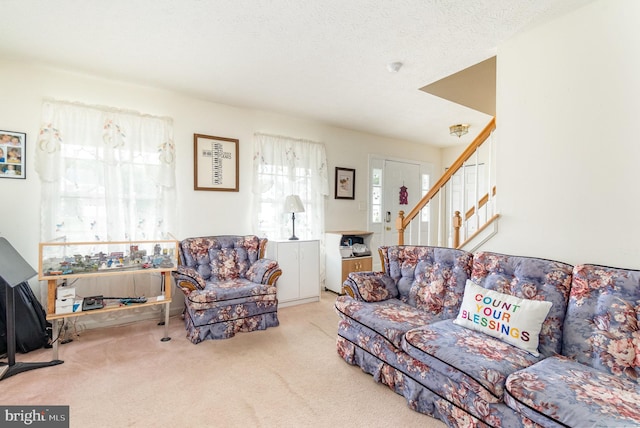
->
[403,320,543,402]
[505,355,640,427]
[453,280,553,357]
[379,245,472,315]
[471,251,573,358]
[563,264,640,382]
[335,296,443,349]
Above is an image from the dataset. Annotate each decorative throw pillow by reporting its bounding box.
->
[349,272,398,302]
[453,280,553,357]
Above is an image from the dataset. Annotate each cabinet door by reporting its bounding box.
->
[298,240,319,299]
[341,257,373,283]
[273,242,300,302]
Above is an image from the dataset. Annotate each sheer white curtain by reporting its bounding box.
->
[36,100,176,242]
[252,133,329,282]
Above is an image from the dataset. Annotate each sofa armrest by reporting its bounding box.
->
[246,258,282,285]
[172,265,206,294]
[343,271,398,302]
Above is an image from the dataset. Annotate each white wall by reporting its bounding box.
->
[485,0,640,268]
[0,59,441,319]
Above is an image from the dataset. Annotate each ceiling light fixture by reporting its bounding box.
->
[449,124,470,138]
[387,62,403,73]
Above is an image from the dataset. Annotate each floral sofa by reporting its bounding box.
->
[173,235,281,343]
[335,246,640,427]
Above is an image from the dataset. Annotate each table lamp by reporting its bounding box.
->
[284,195,305,240]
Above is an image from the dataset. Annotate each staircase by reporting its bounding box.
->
[396,117,498,251]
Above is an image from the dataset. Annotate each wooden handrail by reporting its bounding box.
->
[399,117,496,229]
[396,117,496,245]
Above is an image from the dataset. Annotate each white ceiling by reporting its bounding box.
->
[0,0,592,147]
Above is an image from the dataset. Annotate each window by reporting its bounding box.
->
[252,133,328,241]
[36,100,176,242]
[371,168,382,223]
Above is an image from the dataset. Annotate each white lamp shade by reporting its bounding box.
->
[284,195,305,213]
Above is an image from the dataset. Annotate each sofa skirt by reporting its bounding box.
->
[337,326,533,428]
[184,298,279,343]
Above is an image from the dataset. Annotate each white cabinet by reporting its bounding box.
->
[325,230,374,294]
[266,239,320,307]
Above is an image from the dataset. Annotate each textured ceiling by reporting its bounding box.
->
[0,0,593,147]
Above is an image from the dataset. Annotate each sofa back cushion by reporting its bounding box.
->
[179,235,262,281]
[563,264,640,381]
[471,252,573,358]
[379,245,473,317]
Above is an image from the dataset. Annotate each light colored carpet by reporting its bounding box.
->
[1,292,445,428]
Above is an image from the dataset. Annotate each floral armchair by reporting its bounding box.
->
[172,235,282,343]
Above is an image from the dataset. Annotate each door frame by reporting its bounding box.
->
[367,154,434,270]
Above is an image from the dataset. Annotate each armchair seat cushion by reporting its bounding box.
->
[186,279,277,309]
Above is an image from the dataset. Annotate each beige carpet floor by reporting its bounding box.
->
[1,292,445,428]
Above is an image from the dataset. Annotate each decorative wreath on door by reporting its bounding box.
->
[399,185,408,205]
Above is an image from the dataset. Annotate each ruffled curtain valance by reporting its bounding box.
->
[36,99,176,242]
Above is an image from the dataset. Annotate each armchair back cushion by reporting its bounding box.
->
[180,235,262,282]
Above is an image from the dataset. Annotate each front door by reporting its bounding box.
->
[368,157,431,270]
[382,160,421,246]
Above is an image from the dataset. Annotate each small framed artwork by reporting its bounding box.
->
[194,134,239,191]
[335,167,355,200]
[0,130,26,179]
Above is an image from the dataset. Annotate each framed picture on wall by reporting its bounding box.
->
[335,167,355,199]
[194,133,239,191]
[0,130,26,179]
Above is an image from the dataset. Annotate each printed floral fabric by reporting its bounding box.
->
[337,325,530,428]
[562,264,640,382]
[505,355,640,427]
[471,251,573,357]
[187,281,277,309]
[335,249,581,428]
[174,235,280,342]
[174,265,206,290]
[379,246,473,311]
[345,271,398,302]
[246,258,279,284]
[185,300,279,343]
[209,236,260,280]
[179,235,263,281]
[403,320,543,401]
[335,297,442,349]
